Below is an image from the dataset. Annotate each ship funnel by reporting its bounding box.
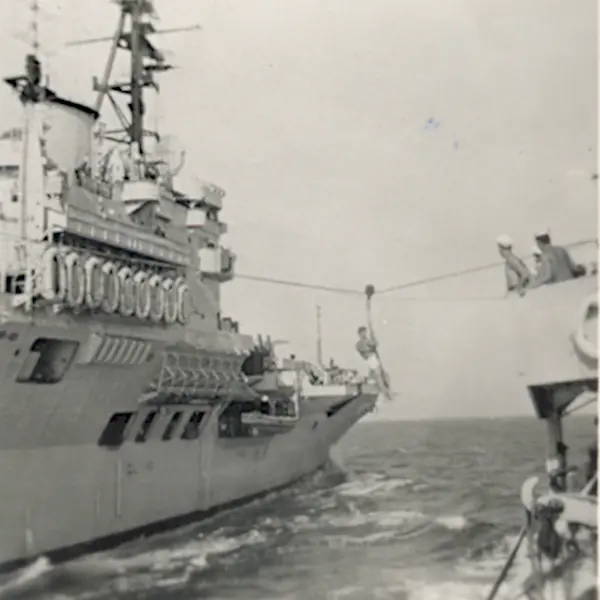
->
[43,99,97,174]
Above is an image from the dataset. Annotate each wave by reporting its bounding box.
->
[322,508,471,534]
[0,528,268,599]
[335,474,414,498]
[0,558,52,599]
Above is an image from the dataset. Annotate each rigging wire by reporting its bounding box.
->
[562,392,597,417]
[235,273,363,296]
[377,261,502,295]
[234,237,598,299]
[378,237,598,296]
[372,295,505,302]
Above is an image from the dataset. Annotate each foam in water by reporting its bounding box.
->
[0,557,52,598]
[5,432,586,600]
[323,508,469,532]
[336,475,413,498]
[435,515,469,531]
[0,528,269,599]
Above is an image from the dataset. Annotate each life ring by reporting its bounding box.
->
[64,251,86,307]
[174,277,191,325]
[536,492,597,531]
[573,293,598,361]
[133,271,151,320]
[101,261,120,313]
[117,266,136,317]
[84,256,105,309]
[162,277,177,324]
[39,245,67,301]
[148,274,164,323]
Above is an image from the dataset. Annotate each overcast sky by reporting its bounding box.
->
[0,0,597,419]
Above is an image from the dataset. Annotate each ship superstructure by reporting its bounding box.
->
[486,262,598,600]
[0,0,378,570]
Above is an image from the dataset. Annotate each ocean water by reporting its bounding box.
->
[0,415,596,600]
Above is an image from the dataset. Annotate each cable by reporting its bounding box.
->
[235,273,363,296]
[378,237,598,296]
[375,295,505,302]
[378,261,501,295]
[231,237,597,299]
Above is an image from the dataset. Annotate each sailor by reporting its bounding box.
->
[496,235,531,295]
[355,326,391,399]
[105,147,126,199]
[356,326,378,370]
[327,358,341,384]
[529,230,581,288]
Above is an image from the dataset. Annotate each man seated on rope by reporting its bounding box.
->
[355,326,391,399]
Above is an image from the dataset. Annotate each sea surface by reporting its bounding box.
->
[0,415,596,600]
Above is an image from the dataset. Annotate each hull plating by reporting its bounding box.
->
[0,327,374,568]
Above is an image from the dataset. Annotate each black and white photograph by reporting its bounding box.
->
[0,0,597,598]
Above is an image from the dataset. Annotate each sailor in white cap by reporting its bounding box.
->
[530,230,581,287]
[534,228,551,240]
[496,235,531,295]
[496,234,513,249]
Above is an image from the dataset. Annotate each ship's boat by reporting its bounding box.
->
[486,266,598,600]
[0,1,379,571]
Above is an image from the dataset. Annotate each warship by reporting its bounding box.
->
[486,251,598,599]
[0,0,379,571]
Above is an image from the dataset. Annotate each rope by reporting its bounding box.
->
[378,261,503,295]
[234,237,597,299]
[374,295,505,303]
[582,472,597,496]
[235,273,362,296]
[378,238,598,296]
[236,275,505,302]
[485,524,528,600]
[562,393,597,417]
[365,286,394,401]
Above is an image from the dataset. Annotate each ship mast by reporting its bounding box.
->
[66,0,200,164]
[129,0,144,155]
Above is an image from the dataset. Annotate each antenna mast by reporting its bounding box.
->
[129,0,144,154]
[65,0,201,160]
[97,0,165,157]
[316,304,323,366]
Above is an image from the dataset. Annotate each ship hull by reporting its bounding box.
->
[0,388,374,572]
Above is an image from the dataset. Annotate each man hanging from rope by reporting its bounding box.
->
[356,285,394,401]
[355,327,393,400]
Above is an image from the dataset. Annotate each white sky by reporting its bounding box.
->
[0,0,597,419]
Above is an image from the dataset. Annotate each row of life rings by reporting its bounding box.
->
[38,246,192,325]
